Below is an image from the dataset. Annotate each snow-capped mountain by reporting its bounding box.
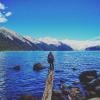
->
[0,27,100,51]
[25,36,100,51]
[0,27,40,50]
[0,27,73,51]
[24,36,41,44]
[25,36,61,46]
[25,36,73,51]
[38,37,61,46]
[0,27,25,42]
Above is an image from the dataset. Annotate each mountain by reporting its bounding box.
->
[0,27,40,51]
[85,46,100,51]
[25,37,73,51]
[0,27,73,51]
[1,27,99,51]
[85,37,100,51]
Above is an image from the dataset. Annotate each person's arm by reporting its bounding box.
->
[52,55,54,60]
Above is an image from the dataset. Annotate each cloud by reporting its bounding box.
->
[62,38,100,50]
[40,36,98,50]
[0,12,7,23]
[0,2,12,23]
[0,2,5,10]
[5,12,12,17]
[0,16,7,23]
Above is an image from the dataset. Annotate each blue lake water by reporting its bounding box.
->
[0,51,100,100]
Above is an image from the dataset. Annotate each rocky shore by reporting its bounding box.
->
[19,70,100,100]
[52,70,100,100]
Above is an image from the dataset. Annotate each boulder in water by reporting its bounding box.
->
[79,70,100,99]
[33,63,44,71]
[87,78,100,97]
[55,70,64,73]
[72,67,77,71]
[13,65,20,71]
[79,70,98,85]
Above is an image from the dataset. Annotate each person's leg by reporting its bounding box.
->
[50,63,54,70]
[52,63,54,70]
[50,63,52,70]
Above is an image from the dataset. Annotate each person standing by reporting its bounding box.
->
[47,52,54,70]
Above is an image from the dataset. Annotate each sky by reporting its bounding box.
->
[0,0,100,40]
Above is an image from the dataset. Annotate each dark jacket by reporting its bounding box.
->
[48,53,54,64]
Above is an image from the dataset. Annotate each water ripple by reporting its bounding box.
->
[0,51,100,99]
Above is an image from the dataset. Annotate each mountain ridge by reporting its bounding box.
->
[0,27,100,51]
[0,27,41,51]
[0,27,73,51]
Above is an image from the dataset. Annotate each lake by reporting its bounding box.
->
[0,51,100,100]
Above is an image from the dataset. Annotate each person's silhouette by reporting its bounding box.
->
[47,52,54,70]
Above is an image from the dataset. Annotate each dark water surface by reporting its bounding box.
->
[0,51,100,99]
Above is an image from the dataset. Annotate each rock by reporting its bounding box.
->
[72,81,80,85]
[20,94,33,100]
[52,90,65,100]
[87,78,100,97]
[68,87,86,100]
[79,70,100,99]
[55,70,64,73]
[72,67,77,71]
[33,63,44,71]
[13,65,20,71]
[79,70,98,85]
[88,97,100,100]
